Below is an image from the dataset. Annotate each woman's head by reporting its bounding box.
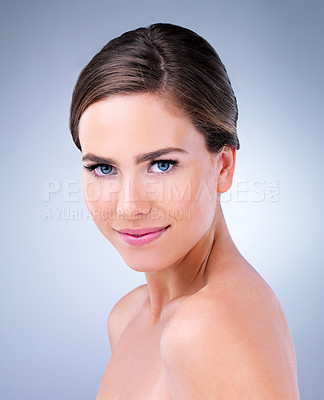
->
[70,22,240,154]
[71,23,239,272]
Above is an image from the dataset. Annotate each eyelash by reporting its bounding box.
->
[83,159,180,179]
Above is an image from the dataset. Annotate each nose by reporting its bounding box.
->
[116,175,152,219]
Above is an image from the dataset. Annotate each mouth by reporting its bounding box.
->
[117,225,171,236]
[116,225,171,246]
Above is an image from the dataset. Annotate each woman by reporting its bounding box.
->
[70,23,299,399]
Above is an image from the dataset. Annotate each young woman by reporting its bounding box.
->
[70,22,299,399]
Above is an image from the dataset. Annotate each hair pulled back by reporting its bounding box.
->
[69,22,240,153]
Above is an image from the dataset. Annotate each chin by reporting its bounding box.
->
[120,251,173,272]
[100,224,180,272]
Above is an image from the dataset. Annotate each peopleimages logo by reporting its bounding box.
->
[42,178,279,221]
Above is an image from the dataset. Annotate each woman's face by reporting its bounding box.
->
[79,93,223,272]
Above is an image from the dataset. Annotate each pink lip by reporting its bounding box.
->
[116,225,170,246]
[117,226,169,235]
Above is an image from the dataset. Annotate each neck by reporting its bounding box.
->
[144,201,237,326]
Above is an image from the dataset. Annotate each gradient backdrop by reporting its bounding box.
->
[1,0,323,398]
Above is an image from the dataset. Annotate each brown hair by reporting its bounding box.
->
[69,22,240,153]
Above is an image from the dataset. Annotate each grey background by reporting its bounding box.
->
[1,0,323,398]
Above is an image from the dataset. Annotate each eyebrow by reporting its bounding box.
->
[82,147,188,166]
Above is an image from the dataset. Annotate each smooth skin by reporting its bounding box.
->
[78,93,299,399]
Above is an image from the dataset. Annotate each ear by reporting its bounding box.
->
[217,146,237,193]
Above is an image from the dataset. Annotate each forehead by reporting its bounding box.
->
[78,93,205,155]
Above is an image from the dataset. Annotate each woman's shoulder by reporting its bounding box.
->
[107,284,148,351]
[161,261,299,399]
[162,261,279,342]
[170,260,285,326]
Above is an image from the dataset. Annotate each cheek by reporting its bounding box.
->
[161,171,217,213]
[176,171,218,238]
[83,178,103,205]
[83,177,119,231]
[183,180,217,231]
[83,176,122,202]
[152,172,217,250]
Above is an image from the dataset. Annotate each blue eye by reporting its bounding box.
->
[157,161,170,171]
[83,163,115,177]
[149,159,179,174]
[96,165,113,175]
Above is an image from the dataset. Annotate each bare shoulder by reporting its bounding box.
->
[161,262,299,399]
[107,284,148,352]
